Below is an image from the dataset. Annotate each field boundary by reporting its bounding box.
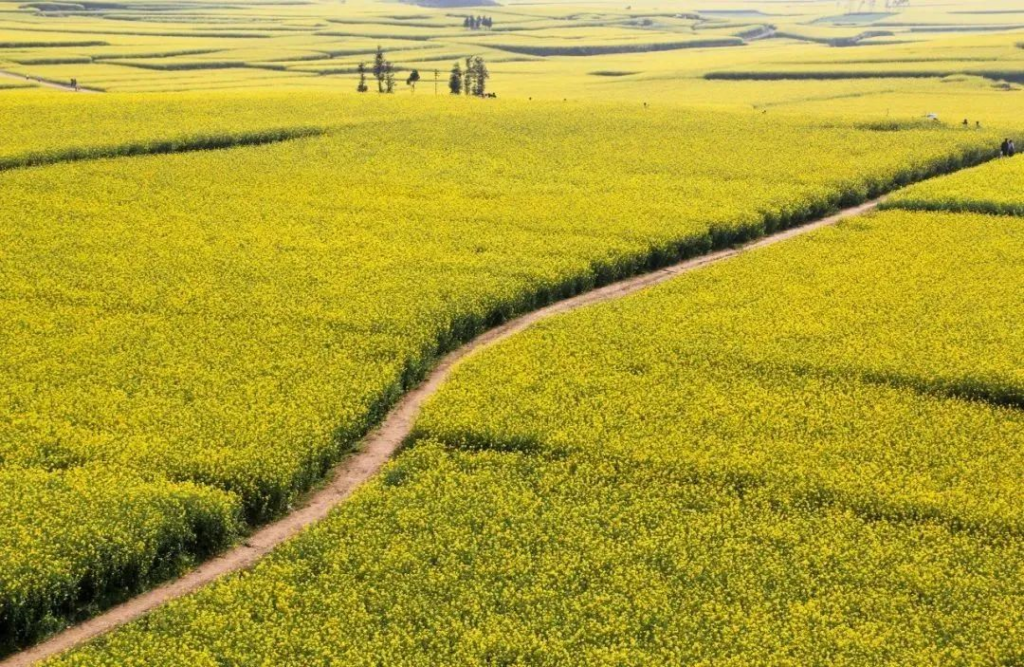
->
[0,196,883,667]
[0,127,326,172]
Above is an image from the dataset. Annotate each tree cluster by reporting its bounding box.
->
[448,56,490,96]
[463,15,493,30]
[357,46,396,93]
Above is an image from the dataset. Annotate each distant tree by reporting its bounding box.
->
[463,56,475,95]
[472,56,489,96]
[448,62,462,94]
[483,16,492,28]
[463,16,471,28]
[356,61,368,92]
[383,61,396,93]
[372,45,386,93]
[406,69,421,92]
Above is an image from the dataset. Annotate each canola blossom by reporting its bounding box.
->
[0,92,348,170]
[46,200,1024,666]
[885,152,1024,216]
[0,467,237,655]
[0,100,1001,648]
[419,208,1024,536]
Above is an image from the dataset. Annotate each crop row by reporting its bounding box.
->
[884,153,1024,216]
[706,69,1024,83]
[0,126,324,172]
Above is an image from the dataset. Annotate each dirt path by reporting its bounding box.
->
[2,197,881,667]
[0,69,100,93]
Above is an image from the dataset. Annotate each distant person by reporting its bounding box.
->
[963,119,969,126]
[1001,139,1010,156]
[1010,140,1017,157]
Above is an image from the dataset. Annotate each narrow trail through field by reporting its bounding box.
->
[0,69,100,93]
[1,196,883,667]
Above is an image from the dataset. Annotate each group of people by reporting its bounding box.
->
[1001,138,1017,157]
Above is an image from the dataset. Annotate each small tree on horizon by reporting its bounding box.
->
[463,56,475,95]
[356,61,368,92]
[406,69,421,92]
[372,45,386,93]
[472,56,488,96]
[448,62,462,94]
[383,60,395,93]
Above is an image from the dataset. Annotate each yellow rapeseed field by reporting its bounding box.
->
[0,98,1001,649]
[886,151,1024,215]
[45,179,1024,666]
[2,0,1024,659]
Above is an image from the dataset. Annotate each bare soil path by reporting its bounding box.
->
[0,69,100,93]
[2,197,881,667]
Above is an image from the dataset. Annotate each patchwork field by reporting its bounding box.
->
[1,0,1024,107]
[2,0,1023,664]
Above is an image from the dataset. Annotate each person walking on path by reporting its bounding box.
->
[1009,139,1017,158]
[1001,139,1010,157]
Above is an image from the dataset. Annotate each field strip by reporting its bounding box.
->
[1,195,882,667]
[0,127,326,172]
[0,69,101,93]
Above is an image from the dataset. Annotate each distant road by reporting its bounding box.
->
[0,69,101,93]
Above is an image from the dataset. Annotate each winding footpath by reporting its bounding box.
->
[3,198,883,666]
